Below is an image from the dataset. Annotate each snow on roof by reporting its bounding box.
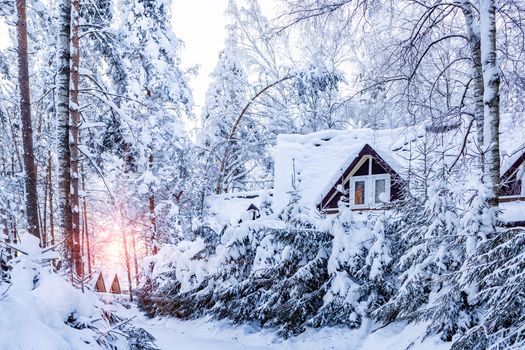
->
[272,127,423,213]
[207,190,271,229]
[500,113,525,175]
[500,200,525,223]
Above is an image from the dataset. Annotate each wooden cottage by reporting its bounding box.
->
[94,272,107,293]
[109,274,122,294]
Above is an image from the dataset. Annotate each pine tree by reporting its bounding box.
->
[199,22,250,194]
[117,0,192,251]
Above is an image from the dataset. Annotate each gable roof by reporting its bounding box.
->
[319,143,406,211]
[272,127,421,213]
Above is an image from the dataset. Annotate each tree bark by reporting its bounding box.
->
[480,0,500,206]
[81,162,92,274]
[57,0,73,274]
[48,153,55,246]
[148,154,158,255]
[460,1,484,159]
[70,0,83,277]
[16,0,41,240]
[42,158,49,247]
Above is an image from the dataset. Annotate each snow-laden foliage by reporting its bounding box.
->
[138,163,525,349]
[0,234,157,350]
[137,194,398,338]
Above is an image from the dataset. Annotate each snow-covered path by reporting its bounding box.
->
[122,305,450,350]
[139,318,272,350]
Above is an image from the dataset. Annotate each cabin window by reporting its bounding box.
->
[349,157,391,208]
[375,179,386,203]
[350,175,390,207]
[354,180,366,205]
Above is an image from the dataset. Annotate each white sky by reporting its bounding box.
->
[171,0,230,114]
[171,0,278,116]
[0,1,278,115]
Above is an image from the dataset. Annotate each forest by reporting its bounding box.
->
[0,0,524,349]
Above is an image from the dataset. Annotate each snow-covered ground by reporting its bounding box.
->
[120,305,450,350]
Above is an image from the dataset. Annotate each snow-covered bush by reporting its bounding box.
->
[1,234,157,350]
[138,194,398,338]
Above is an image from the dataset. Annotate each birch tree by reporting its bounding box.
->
[480,0,500,206]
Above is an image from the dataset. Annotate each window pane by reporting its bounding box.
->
[375,179,386,203]
[355,180,365,205]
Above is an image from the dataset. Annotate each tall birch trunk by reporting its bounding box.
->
[460,1,484,160]
[16,0,41,240]
[480,0,500,207]
[57,0,73,272]
[81,162,92,274]
[70,0,83,277]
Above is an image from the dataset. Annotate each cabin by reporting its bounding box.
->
[272,126,415,214]
[109,274,122,294]
[94,272,107,293]
[272,114,525,219]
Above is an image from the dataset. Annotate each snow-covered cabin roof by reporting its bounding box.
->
[272,127,423,213]
[500,114,525,176]
[272,113,525,213]
[207,190,272,229]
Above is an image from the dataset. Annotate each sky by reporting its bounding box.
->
[171,0,230,114]
[0,1,277,114]
[171,0,278,116]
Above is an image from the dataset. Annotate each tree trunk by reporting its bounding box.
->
[48,153,56,246]
[148,154,158,255]
[70,0,83,277]
[122,224,133,301]
[460,1,484,163]
[480,0,500,206]
[16,0,41,240]
[42,159,49,247]
[81,162,92,274]
[131,230,139,286]
[57,0,73,272]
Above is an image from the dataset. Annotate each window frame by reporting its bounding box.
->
[349,174,390,208]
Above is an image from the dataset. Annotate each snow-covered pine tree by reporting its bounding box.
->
[363,211,395,313]
[115,0,193,249]
[421,170,491,343]
[375,171,460,326]
[199,19,252,194]
[309,199,365,329]
[450,176,525,349]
